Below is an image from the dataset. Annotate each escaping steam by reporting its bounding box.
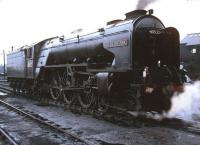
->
[167,81,200,121]
[136,0,157,9]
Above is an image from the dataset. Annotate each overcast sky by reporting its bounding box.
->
[0,0,200,64]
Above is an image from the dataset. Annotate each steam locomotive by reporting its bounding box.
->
[7,9,184,113]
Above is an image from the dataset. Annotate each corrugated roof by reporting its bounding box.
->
[181,33,200,46]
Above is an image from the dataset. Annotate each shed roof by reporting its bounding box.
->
[181,33,200,46]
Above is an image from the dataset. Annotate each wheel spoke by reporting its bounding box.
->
[63,92,77,105]
[50,88,60,100]
[78,90,95,109]
[50,71,64,100]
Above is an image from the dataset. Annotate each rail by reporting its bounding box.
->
[0,127,18,145]
[0,99,92,145]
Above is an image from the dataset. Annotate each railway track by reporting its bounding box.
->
[0,127,18,145]
[0,80,200,142]
[0,81,92,145]
[0,79,7,83]
[0,80,12,94]
[0,99,92,145]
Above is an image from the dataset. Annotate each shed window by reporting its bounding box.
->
[191,48,197,54]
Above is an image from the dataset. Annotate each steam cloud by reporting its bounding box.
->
[167,81,200,122]
[136,0,157,9]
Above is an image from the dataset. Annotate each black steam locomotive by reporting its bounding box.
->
[7,10,184,113]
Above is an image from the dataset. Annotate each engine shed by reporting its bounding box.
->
[180,33,200,80]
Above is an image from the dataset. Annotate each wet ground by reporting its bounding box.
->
[0,93,200,145]
[0,104,85,145]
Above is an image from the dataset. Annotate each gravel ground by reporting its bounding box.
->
[0,93,200,145]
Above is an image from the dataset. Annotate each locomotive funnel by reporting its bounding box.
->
[125,10,147,20]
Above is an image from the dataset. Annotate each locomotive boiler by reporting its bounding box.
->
[7,9,184,113]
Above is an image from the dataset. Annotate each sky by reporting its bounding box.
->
[0,0,200,64]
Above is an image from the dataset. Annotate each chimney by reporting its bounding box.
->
[125,10,147,20]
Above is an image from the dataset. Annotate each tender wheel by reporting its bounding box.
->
[16,81,21,93]
[12,81,17,91]
[78,89,95,109]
